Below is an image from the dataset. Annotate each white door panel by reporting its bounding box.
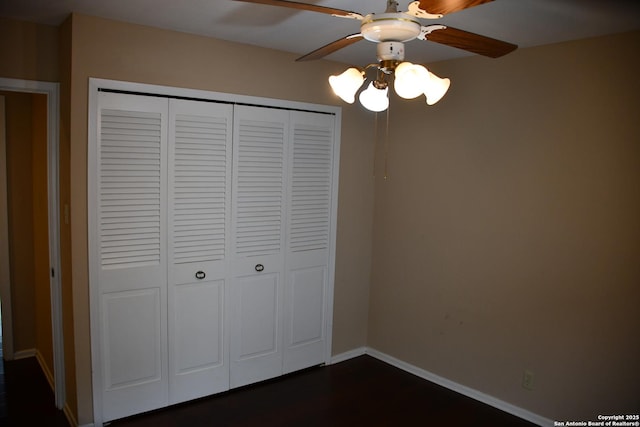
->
[96,92,169,421]
[289,266,325,345]
[230,105,288,388]
[168,99,232,404]
[102,288,164,390]
[170,279,227,403]
[229,271,282,388]
[283,111,334,373]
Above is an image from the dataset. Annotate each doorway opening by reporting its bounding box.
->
[0,78,64,409]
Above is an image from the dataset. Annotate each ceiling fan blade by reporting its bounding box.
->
[296,34,364,61]
[233,0,362,19]
[417,0,493,15]
[425,26,517,58]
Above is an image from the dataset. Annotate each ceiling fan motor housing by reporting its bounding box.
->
[376,41,405,61]
[361,12,422,43]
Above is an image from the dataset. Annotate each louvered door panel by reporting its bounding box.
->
[230,105,288,388]
[288,118,333,252]
[233,115,285,257]
[167,100,232,404]
[96,92,169,422]
[171,108,228,264]
[284,111,335,374]
[100,109,162,269]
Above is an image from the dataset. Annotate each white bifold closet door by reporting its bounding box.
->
[96,92,233,421]
[283,111,334,373]
[229,106,335,386]
[96,92,170,421]
[94,91,335,422]
[229,105,288,388]
[167,99,233,405]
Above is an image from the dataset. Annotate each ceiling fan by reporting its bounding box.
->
[233,0,518,111]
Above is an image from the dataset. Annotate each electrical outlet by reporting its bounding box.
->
[522,370,534,391]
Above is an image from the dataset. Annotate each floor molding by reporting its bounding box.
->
[35,350,55,391]
[330,347,366,364]
[13,348,36,360]
[365,348,553,427]
[64,403,80,427]
[331,346,552,427]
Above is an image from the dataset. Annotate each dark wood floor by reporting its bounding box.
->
[0,345,70,426]
[111,356,537,427]
[0,349,538,427]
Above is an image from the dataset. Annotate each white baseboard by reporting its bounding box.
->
[35,350,55,391]
[64,402,80,427]
[330,346,553,427]
[330,346,366,364]
[13,348,36,360]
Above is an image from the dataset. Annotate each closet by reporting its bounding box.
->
[89,85,339,423]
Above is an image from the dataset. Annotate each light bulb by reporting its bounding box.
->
[359,82,389,112]
[328,68,364,104]
[424,71,451,105]
[394,62,430,99]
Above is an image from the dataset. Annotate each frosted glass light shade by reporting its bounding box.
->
[328,68,364,104]
[394,62,430,99]
[424,72,451,105]
[359,82,389,112]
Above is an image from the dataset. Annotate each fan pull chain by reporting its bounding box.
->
[373,111,379,177]
[384,105,390,180]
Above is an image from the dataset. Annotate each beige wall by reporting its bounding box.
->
[0,17,59,82]
[368,31,640,421]
[2,91,36,352]
[67,13,374,424]
[1,90,53,375]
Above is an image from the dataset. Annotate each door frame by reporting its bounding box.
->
[0,95,13,360]
[0,77,65,409]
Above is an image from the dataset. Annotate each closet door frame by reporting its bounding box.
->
[88,78,341,426]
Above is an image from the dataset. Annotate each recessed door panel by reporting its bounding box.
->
[283,253,328,373]
[289,267,325,346]
[238,274,278,358]
[230,268,282,388]
[170,279,228,403]
[101,287,167,421]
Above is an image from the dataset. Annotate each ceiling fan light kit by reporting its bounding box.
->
[329,41,451,111]
[393,61,431,99]
[359,82,390,112]
[328,67,365,104]
[234,0,517,112]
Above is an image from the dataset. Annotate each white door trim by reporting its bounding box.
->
[0,77,65,409]
[0,95,15,361]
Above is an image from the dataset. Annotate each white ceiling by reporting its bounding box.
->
[2,0,640,65]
